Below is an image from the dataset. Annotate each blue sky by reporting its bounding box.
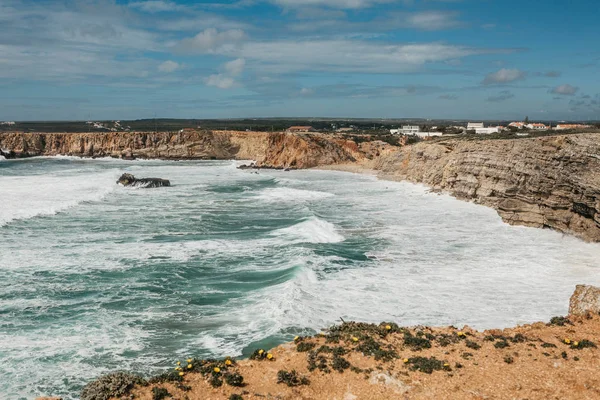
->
[0,0,599,121]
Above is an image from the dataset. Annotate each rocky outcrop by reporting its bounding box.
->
[0,130,367,169]
[117,173,170,188]
[375,133,600,241]
[569,284,600,316]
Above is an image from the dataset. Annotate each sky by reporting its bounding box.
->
[0,0,599,121]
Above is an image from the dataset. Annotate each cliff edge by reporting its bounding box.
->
[66,285,600,400]
[375,133,600,242]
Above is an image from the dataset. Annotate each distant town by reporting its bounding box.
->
[1,119,598,142]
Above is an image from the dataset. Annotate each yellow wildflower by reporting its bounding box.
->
[403,358,409,363]
[352,337,359,342]
[258,349,264,355]
[267,353,273,360]
[385,325,391,330]
[187,364,193,369]
[187,358,192,363]
[573,341,579,347]
[176,361,181,365]
[179,372,184,376]
[564,338,571,344]
[294,336,300,341]
[443,363,449,367]
[225,359,232,366]
[457,332,465,337]
[214,367,221,373]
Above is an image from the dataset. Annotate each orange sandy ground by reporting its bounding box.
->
[127,315,600,400]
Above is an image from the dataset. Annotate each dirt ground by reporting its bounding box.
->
[126,314,600,400]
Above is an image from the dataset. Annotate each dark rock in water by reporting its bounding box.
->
[238,162,256,169]
[117,173,170,188]
[0,148,15,159]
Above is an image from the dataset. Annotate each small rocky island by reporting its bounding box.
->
[117,173,171,188]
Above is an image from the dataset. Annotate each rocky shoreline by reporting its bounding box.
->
[2,130,599,241]
[43,285,600,400]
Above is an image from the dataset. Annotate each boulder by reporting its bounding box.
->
[117,173,170,188]
[569,284,600,316]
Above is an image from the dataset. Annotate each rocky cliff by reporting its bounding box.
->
[3,130,600,241]
[375,133,600,241]
[0,130,372,169]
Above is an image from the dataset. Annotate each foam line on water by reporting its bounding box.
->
[255,187,334,202]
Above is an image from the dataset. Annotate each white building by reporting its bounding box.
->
[400,125,421,135]
[509,122,525,129]
[526,123,548,130]
[415,131,443,138]
[475,127,500,134]
[467,122,484,130]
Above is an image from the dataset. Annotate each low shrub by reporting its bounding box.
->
[406,357,445,374]
[81,372,147,400]
[277,370,310,387]
[151,387,171,400]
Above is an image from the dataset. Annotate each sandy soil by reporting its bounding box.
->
[126,314,600,400]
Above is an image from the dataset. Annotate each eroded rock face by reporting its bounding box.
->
[375,133,600,241]
[117,173,170,188]
[569,284,600,316]
[0,130,368,168]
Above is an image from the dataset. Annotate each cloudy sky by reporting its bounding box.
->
[0,0,599,121]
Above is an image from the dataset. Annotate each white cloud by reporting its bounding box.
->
[482,68,526,84]
[222,40,504,74]
[405,11,462,30]
[551,84,578,95]
[224,58,246,76]
[205,74,236,89]
[205,58,245,89]
[128,1,182,13]
[158,60,180,73]
[270,0,394,8]
[177,28,246,53]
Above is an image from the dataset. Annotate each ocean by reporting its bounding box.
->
[1,157,599,399]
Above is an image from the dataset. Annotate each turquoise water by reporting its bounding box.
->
[2,158,600,399]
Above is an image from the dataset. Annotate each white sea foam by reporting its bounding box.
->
[0,170,117,226]
[255,187,334,202]
[271,216,345,243]
[3,160,600,400]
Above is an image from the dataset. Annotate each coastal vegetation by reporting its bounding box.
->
[76,309,600,400]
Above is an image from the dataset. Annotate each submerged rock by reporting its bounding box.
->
[569,284,600,316]
[117,173,170,188]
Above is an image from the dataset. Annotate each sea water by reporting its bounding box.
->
[1,157,599,399]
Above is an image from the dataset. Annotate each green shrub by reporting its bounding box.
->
[403,332,431,351]
[406,357,445,374]
[277,370,310,387]
[549,316,572,326]
[465,340,481,350]
[331,355,351,372]
[297,342,316,352]
[152,387,171,400]
[224,372,245,387]
[229,395,244,400]
[571,339,596,350]
[81,372,147,400]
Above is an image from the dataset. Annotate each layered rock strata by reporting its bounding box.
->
[375,134,600,241]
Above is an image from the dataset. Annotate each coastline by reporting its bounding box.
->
[75,287,600,400]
